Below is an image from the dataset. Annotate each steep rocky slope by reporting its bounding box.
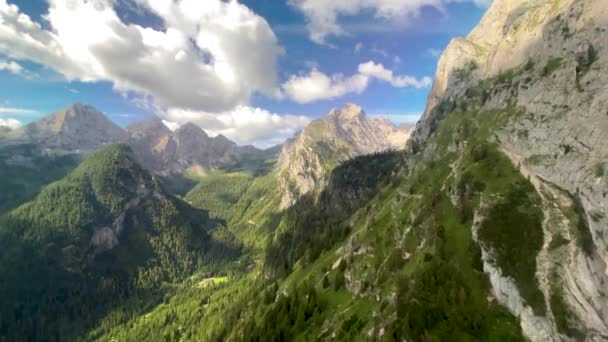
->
[5,103,128,152]
[277,103,413,208]
[410,0,608,340]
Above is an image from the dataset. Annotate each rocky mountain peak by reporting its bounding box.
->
[176,122,209,139]
[213,133,233,144]
[6,103,127,151]
[126,116,171,139]
[277,103,413,208]
[329,103,366,122]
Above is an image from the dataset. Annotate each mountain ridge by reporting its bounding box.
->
[276,102,413,208]
[408,0,608,339]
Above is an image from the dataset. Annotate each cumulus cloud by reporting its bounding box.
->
[0,60,23,75]
[283,61,430,103]
[288,0,490,43]
[0,0,282,113]
[283,69,369,104]
[0,118,21,129]
[162,120,180,132]
[165,106,310,147]
[358,61,432,88]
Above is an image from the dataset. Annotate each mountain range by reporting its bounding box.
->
[1,0,607,340]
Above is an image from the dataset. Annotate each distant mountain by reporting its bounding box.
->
[127,117,243,175]
[7,103,128,151]
[0,103,268,177]
[276,103,413,208]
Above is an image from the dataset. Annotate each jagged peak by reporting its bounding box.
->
[328,103,366,122]
[176,122,210,139]
[214,133,230,141]
[213,133,236,145]
[62,102,102,117]
[126,115,169,134]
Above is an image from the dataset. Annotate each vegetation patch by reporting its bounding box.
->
[550,286,585,341]
[454,60,479,81]
[185,171,253,220]
[549,233,570,251]
[594,162,605,178]
[478,178,546,314]
[542,57,563,77]
[568,194,595,256]
[576,44,598,79]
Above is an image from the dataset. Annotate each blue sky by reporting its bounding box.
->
[0,0,487,146]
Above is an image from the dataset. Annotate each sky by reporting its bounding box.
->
[0,0,488,147]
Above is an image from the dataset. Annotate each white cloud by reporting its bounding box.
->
[162,120,180,132]
[354,42,363,53]
[0,60,23,75]
[283,68,369,103]
[0,118,21,129]
[283,61,430,103]
[358,61,432,88]
[288,0,489,43]
[0,107,38,115]
[427,48,442,57]
[0,0,282,113]
[165,106,311,148]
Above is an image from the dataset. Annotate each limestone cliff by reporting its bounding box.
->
[412,0,608,340]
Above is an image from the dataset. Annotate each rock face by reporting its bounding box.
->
[277,103,412,208]
[127,118,240,175]
[412,0,608,340]
[6,103,127,152]
[1,103,250,176]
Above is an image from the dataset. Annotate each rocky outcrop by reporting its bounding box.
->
[127,118,241,175]
[413,0,608,340]
[276,103,412,208]
[5,103,127,152]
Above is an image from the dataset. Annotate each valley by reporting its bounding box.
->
[0,0,607,341]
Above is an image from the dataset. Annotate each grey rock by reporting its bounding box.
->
[277,103,413,208]
[412,0,608,339]
[6,103,128,152]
